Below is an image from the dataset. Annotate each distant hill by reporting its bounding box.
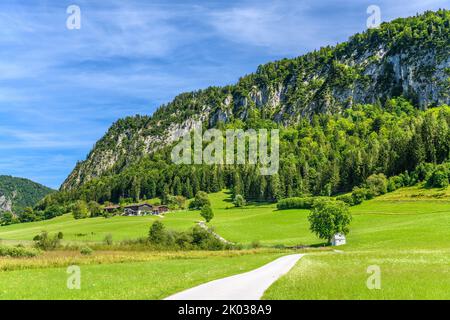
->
[0,176,54,215]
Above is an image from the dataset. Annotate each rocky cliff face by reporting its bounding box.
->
[61,10,450,191]
[0,193,13,213]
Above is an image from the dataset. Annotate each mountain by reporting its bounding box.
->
[0,176,54,215]
[61,10,450,192]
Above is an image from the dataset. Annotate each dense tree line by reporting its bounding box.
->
[31,99,450,218]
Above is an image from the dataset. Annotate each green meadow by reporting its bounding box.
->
[0,251,285,300]
[0,186,449,299]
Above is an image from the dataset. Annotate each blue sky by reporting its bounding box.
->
[0,0,448,189]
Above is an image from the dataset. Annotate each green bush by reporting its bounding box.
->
[72,200,89,219]
[167,195,187,210]
[147,221,226,250]
[33,231,61,251]
[189,191,210,210]
[148,221,166,244]
[0,212,18,226]
[88,201,102,217]
[277,197,327,210]
[366,173,388,196]
[103,233,113,245]
[233,194,246,207]
[191,226,224,250]
[0,245,40,257]
[200,205,214,222]
[427,168,449,188]
[251,240,262,249]
[335,194,354,206]
[80,246,93,255]
[351,187,369,205]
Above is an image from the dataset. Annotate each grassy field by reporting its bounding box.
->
[0,191,315,245]
[0,188,448,249]
[0,185,449,299]
[263,249,450,299]
[0,250,286,299]
[262,185,450,299]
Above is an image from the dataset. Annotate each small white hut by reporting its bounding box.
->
[331,233,346,246]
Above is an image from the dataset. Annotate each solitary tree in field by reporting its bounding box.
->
[200,205,214,223]
[308,200,352,244]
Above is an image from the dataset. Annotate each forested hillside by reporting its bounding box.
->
[28,10,450,222]
[0,176,53,215]
[61,10,450,191]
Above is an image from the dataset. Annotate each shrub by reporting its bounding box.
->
[72,200,89,219]
[251,240,261,249]
[33,231,61,250]
[415,162,436,181]
[19,207,36,223]
[57,232,64,240]
[147,221,225,250]
[351,187,368,205]
[200,205,214,222]
[174,232,193,249]
[43,205,65,220]
[80,246,93,255]
[0,245,40,257]
[103,233,113,245]
[335,194,354,206]
[233,194,246,207]
[189,191,210,210]
[148,221,166,244]
[427,168,449,188]
[366,173,388,196]
[168,195,187,210]
[88,201,102,217]
[191,226,224,250]
[276,197,326,210]
[0,212,18,226]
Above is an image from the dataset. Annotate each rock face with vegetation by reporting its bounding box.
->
[0,176,53,215]
[21,10,443,221]
[61,11,450,192]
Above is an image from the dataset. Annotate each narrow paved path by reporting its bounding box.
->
[165,254,303,300]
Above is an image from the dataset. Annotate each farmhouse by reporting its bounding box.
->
[331,233,346,246]
[103,205,120,213]
[153,205,169,214]
[122,204,169,216]
[123,203,154,216]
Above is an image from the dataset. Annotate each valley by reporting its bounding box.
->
[0,186,448,299]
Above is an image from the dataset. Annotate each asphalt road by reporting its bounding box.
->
[165,254,304,300]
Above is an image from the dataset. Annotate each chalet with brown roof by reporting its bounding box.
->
[152,205,169,214]
[103,205,120,213]
[123,203,154,216]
